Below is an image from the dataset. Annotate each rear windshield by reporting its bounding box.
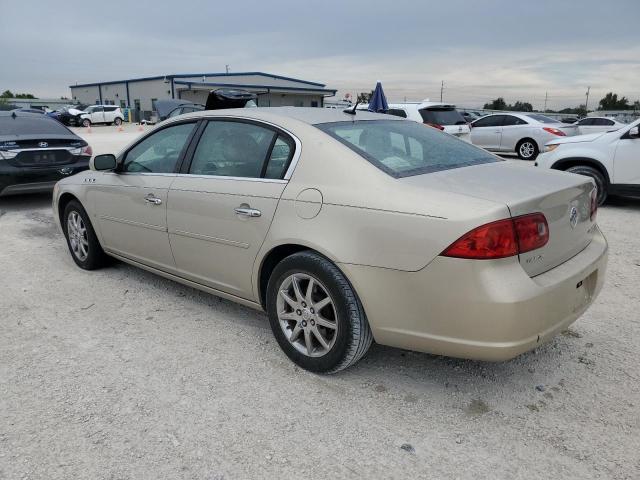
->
[525,114,559,124]
[0,115,73,136]
[315,120,499,178]
[419,108,467,126]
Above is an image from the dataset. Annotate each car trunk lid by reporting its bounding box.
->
[399,162,596,276]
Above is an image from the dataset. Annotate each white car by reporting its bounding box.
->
[573,117,626,135]
[537,119,640,204]
[359,101,471,142]
[80,105,124,127]
[471,113,578,160]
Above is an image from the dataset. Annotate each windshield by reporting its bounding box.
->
[525,114,560,124]
[315,120,499,178]
[419,108,467,126]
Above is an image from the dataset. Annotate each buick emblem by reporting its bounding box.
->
[38,141,48,148]
[569,206,579,229]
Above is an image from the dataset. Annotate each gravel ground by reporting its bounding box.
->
[1,126,639,479]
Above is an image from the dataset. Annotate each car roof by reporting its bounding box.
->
[172,107,399,125]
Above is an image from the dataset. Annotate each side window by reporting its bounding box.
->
[595,118,614,126]
[123,122,195,173]
[387,108,408,118]
[579,118,594,126]
[473,115,503,127]
[105,106,117,112]
[264,135,294,179]
[502,115,527,126]
[189,121,275,178]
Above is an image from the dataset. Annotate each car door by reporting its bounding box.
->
[576,118,596,135]
[167,119,296,300]
[92,121,198,271]
[470,115,504,150]
[90,106,105,124]
[612,127,640,185]
[499,115,529,152]
[103,106,116,123]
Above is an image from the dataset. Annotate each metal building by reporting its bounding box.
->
[69,72,337,113]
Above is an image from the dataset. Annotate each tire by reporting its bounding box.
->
[516,138,539,160]
[81,118,91,128]
[266,251,373,373]
[62,200,109,270]
[114,117,122,126]
[566,165,608,205]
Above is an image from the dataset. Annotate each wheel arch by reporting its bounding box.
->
[516,137,539,150]
[550,157,611,185]
[57,192,81,225]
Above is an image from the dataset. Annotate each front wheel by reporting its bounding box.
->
[63,200,109,270]
[266,251,373,373]
[566,165,608,205]
[81,118,91,128]
[114,117,122,126]
[516,139,539,160]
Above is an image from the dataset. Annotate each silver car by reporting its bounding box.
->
[52,108,607,373]
[471,113,578,160]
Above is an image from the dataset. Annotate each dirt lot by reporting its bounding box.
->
[1,125,639,479]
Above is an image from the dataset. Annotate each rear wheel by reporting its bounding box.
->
[81,118,91,128]
[63,200,109,270]
[516,139,539,160]
[266,251,373,373]
[566,165,608,205]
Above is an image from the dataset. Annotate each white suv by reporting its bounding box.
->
[359,101,471,142]
[80,106,124,127]
[536,119,640,204]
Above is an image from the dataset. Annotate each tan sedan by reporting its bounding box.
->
[52,108,608,373]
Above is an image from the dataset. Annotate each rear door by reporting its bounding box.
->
[470,115,504,150]
[103,106,117,123]
[167,119,296,300]
[91,106,105,123]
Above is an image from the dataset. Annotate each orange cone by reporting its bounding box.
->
[138,123,144,132]
[86,125,91,134]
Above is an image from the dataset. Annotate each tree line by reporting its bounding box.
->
[484,92,640,114]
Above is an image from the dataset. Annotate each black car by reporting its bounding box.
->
[0,111,92,196]
[56,105,88,126]
[154,99,205,122]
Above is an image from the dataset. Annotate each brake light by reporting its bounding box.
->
[543,127,566,136]
[590,189,598,221]
[442,213,549,260]
[425,122,445,131]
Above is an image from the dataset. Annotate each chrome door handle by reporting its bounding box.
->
[235,207,261,217]
[144,194,162,205]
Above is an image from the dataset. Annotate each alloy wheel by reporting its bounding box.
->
[276,273,338,357]
[67,211,89,261]
[519,142,535,159]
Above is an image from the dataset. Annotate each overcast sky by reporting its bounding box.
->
[2,0,639,109]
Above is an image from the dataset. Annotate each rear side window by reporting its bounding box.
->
[189,121,275,178]
[595,118,614,126]
[473,115,504,127]
[525,114,558,124]
[0,115,73,135]
[419,108,466,126]
[316,120,498,178]
[502,115,528,126]
[387,108,408,118]
[104,106,118,112]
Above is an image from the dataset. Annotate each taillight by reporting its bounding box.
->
[442,213,549,260]
[425,122,445,131]
[543,127,566,136]
[590,189,598,221]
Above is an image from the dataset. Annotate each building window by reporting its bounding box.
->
[151,98,158,111]
[95,99,100,105]
[134,99,141,111]
[311,100,318,108]
[120,100,126,108]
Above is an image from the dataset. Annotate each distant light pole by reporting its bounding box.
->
[544,92,548,112]
[585,86,591,114]
[225,65,230,74]
[440,81,444,102]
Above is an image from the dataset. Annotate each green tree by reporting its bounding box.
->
[483,97,507,110]
[512,101,533,112]
[598,92,630,110]
[357,90,373,103]
[633,100,640,111]
[1,90,14,98]
[0,90,36,99]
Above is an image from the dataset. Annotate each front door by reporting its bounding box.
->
[612,130,640,185]
[470,115,504,150]
[167,119,296,300]
[92,121,198,271]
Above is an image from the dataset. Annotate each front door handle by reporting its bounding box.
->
[235,206,261,217]
[144,194,162,205]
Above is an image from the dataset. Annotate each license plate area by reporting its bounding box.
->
[573,270,597,313]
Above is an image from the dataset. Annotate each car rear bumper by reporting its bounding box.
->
[0,157,90,197]
[340,226,608,361]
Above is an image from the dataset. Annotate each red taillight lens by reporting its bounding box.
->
[441,218,518,259]
[442,213,549,260]
[425,122,445,131]
[543,127,566,136]
[82,145,93,156]
[513,213,549,253]
[590,189,598,221]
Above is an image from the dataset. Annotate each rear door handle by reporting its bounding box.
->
[235,206,261,217]
[144,194,162,205]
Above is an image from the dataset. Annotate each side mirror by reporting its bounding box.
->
[629,126,639,139]
[91,154,117,171]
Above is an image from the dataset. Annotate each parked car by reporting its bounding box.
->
[0,111,92,196]
[537,119,640,205]
[461,111,483,123]
[52,108,607,373]
[470,113,578,160]
[358,101,471,142]
[573,117,625,135]
[55,105,88,126]
[205,88,258,110]
[155,99,205,122]
[79,105,124,127]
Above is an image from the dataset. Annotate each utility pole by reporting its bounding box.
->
[585,86,590,114]
[440,81,444,102]
[544,92,548,112]
[225,64,230,74]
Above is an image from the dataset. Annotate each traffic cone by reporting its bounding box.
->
[86,125,91,134]
[138,123,144,132]
[117,124,124,132]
